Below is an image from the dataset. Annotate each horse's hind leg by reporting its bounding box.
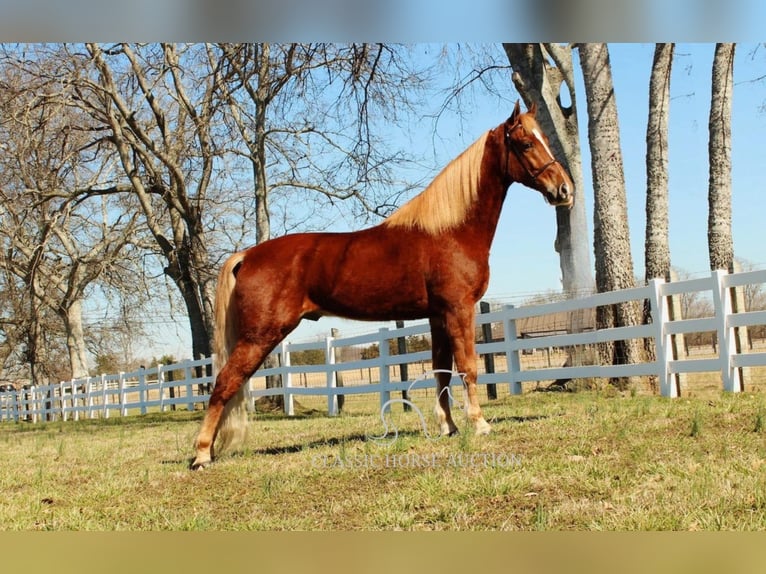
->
[191,338,274,470]
[430,317,459,436]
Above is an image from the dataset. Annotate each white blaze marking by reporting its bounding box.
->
[531,128,555,161]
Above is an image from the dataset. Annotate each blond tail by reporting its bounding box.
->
[211,250,249,455]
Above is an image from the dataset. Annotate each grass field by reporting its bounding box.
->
[1,385,765,531]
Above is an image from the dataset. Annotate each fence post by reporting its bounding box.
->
[326,335,338,416]
[29,386,36,423]
[648,277,679,397]
[157,364,166,412]
[712,269,743,392]
[118,372,127,417]
[11,389,19,423]
[35,387,44,424]
[378,327,391,411]
[138,367,147,415]
[504,306,522,395]
[331,328,345,413]
[480,302,498,400]
[61,381,68,422]
[395,321,411,411]
[86,377,95,419]
[184,361,195,411]
[71,379,80,422]
[101,374,109,419]
[730,260,749,389]
[282,343,294,417]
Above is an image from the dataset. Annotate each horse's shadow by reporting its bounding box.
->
[248,413,554,457]
[173,412,555,467]
[487,413,551,425]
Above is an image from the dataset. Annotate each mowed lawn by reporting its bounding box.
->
[1,387,765,531]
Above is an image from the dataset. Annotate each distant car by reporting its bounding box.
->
[0,384,15,393]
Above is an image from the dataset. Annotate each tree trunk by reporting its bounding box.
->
[62,299,90,380]
[643,43,675,374]
[503,43,593,297]
[578,43,642,380]
[645,43,674,282]
[707,43,745,389]
[163,236,213,362]
[708,43,735,272]
[26,301,45,387]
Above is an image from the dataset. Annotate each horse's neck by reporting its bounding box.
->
[458,154,510,252]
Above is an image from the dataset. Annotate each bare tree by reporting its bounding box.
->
[69,43,222,362]
[0,46,150,381]
[577,43,642,376]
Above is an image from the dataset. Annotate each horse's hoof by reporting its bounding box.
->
[189,458,210,471]
[474,419,492,435]
[440,424,459,437]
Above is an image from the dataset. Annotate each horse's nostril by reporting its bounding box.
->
[559,183,570,199]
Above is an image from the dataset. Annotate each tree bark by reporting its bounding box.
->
[643,43,675,374]
[63,299,90,380]
[645,43,674,282]
[578,43,642,378]
[708,43,735,272]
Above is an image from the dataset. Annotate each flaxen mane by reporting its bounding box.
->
[384,132,488,235]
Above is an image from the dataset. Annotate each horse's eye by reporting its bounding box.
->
[522,142,534,151]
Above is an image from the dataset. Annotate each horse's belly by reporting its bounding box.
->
[308,272,430,322]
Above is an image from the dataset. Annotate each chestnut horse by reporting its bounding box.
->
[191,101,573,469]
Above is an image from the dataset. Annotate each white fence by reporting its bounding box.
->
[2,268,766,424]
[0,357,214,423]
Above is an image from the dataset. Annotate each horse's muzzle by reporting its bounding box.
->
[543,181,574,209]
[556,181,574,208]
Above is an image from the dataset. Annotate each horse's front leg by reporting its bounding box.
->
[444,308,491,435]
[429,317,459,436]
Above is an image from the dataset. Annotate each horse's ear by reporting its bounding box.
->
[510,99,521,123]
[528,101,537,117]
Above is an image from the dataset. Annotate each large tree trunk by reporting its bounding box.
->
[62,299,90,380]
[707,43,745,390]
[708,43,735,272]
[645,43,674,282]
[162,231,214,362]
[503,43,593,297]
[26,300,45,387]
[643,43,675,374]
[578,43,642,379]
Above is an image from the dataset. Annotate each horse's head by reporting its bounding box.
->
[503,100,574,209]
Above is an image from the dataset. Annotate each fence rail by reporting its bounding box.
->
[3,268,766,424]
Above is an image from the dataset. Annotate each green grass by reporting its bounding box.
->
[1,389,765,530]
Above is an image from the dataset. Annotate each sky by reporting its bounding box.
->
[143,42,766,359]
[10,3,759,362]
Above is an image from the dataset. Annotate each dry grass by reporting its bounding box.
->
[1,387,765,531]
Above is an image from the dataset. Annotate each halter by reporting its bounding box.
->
[504,122,559,183]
